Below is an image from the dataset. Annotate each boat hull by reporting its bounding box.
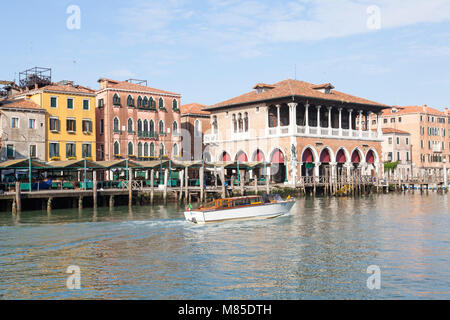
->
[184,200,295,224]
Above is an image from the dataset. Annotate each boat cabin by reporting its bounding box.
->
[198,194,283,211]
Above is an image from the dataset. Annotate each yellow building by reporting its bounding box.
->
[15,81,96,161]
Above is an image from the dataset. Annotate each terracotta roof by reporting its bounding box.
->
[0,98,44,111]
[206,79,388,110]
[382,105,446,116]
[98,78,180,96]
[381,128,410,135]
[180,103,210,115]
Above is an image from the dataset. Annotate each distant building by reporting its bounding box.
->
[96,78,182,161]
[180,103,210,161]
[13,81,97,162]
[203,79,389,184]
[369,105,450,175]
[379,128,412,179]
[0,99,46,161]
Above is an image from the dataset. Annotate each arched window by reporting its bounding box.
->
[173,144,179,157]
[150,143,155,157]
[137,119,143,133]
[232,114,237,133]
[128,142,134,156]
[244,112,249,132]
[144,143,149,157]
[113,93,120,105]
[159,143,165,157]
[144,120,149,134]
[127,95,134,107]
[127,118,134,133]
[159,98,164,109]
[172,99,178,110]
[159,120,164,134]
[173,121,178,134]
[238,113,243,132]
[138,142,143,158]
[137,96,142,108]
[149,120,154,136]
[143,97,148,108]
[212,116,218,134]
[194,119,201,137]
[113,117,120,132]
[149,97,155,109]
[114,141,120,155]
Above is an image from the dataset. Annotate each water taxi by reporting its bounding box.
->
[184,194,295,224]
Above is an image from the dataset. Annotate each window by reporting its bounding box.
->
[384,119,388,124]
[113,94,121,106]
[29,145,36,158]
[11,117,19,128]
[49,143,60,158]
[82,119,92,133]
[159,143,165,157]
[387,152,393,162]
[397,152,401,161]
[159,98,164,109]
[127,95,134,107]
[7,145,14,159]
[194,119,201,137]
[396,137,400,145]
[66,143,76,158]
[113,117,120,132]
[144,120,149,134]
[143,97,148,108]
[149,120,154,135]
[390,118,395,123]
[172,99,178,110]
[128,118,134,133]
[99,144,104,160]
[137,119,143,134]
[50,97,58,108]
[98,98,104,108]
[159,120,165,134]
[83,99,90,110]
[137,96,143,108]
[173,144,179,157]
[114,141,120,155]
[82,144,92,158]
[100,119,104,134]
[149,97,155,109]
[67,98,74,109]
[138,142,143,158]
[398,117,402,123]
[150,143,155,157]
[128,142,134,156]
[49,117,60,132]
[66,119,76,133]
[173,121,178,135]
[29,119,36,129]
[421,140,424,149]
[388,137,392,145]
[144,143,149,157]
[406,138,409,145]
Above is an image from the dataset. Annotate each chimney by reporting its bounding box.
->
[422,104,428,112]
[445,107,448,115]
[34,83,38,89]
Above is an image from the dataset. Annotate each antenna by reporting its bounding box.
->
[294,64,297,80]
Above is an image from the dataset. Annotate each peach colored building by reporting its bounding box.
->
[203,79,389,184]
[96,79,182,161]
[379,128,412,179]
[369,105,450,176]
[179,103,211,161]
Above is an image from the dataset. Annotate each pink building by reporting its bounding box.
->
[96,78,182,161]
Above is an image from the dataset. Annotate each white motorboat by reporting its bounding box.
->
[184,194,295,224]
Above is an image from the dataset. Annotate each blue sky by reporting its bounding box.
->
[1,0,450,110]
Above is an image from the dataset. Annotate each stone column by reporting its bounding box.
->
[314,162,321,177]
[276,105,281,134]
[358,110,363,137]
[338,108,343,136]
[327,106,332,135]
[377,112,382,138]
[288,102,298,135]
[305,103,310,134]
[368,112,372,134]
[349,109,354,131]
[317,105,321,129]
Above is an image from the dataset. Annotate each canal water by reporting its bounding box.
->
[0,193,448,300]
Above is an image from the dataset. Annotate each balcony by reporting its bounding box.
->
[432,145,443,153]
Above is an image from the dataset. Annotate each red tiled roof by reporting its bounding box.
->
[381,128,410,135]
[180,103,210,115]
[206,79,388,110]
[0,98,44,111]
[98,78,180,96]
[383,105,446,116]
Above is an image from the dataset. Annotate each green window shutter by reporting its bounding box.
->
[51,97,57,108]
[67,99,73,109]
[83,100,89,110]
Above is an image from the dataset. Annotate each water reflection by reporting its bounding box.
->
[0,193,448,299]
